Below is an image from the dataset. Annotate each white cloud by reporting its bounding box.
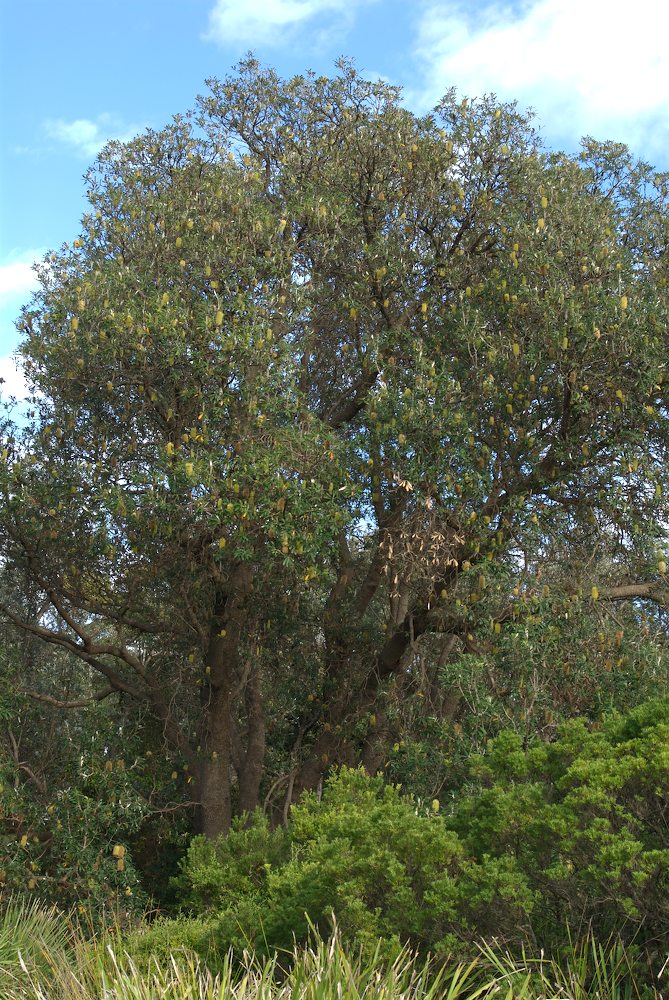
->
[411,0,669,160]
[0,252,43,407]
[44,113,144,158]
[204,0,370,46]
[0,355,28,404]
[0,251,45,312]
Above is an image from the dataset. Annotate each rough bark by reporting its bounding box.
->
[235,664,266,815]
[197,568,253,838]
[199,681,233,839]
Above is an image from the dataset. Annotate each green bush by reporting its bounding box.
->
[451,698,669,972]
[258,767,466,957]
[173,810,289,908]
[118,915,224,976]
[172,810,290,954]
[177,768,533,960]
[0,765,149,927]
[173,699,669,982]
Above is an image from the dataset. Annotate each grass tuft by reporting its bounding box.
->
[1,901,666,999]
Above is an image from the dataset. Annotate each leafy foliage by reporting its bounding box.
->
[1,59,668,846]
[174,700,669,982]
[171,810,289,948]
[452,698,669,969]
[177,767,533,960]
[0,621,151,922]
[1,65,669,985]
[117,915,225,978]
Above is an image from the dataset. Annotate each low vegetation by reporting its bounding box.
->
[2,904,665,999]
[2,699,666,996]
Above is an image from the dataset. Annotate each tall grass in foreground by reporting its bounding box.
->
[1,901,666,999]
[0,896,74,988]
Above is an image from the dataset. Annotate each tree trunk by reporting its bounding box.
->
[292,610,428,800]
[236,664,266,815]
[197,572,252,838]
[199,682,233,838]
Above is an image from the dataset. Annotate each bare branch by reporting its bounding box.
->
[24,686,116,710]
[320,368,378,428]
[17,763,47,794]
[149,800,200,815]
[603,582,668,606]
[1,605,147,701]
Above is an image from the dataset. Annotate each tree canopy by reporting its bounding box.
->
[1,59,669,840]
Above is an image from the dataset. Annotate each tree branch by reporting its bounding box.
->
[24,685,116,710]
[1,606,147,701]
[602,582,668,605]
[320,369,379,428]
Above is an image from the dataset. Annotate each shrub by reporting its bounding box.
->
[451,698,669,973]
[0,752,150,926]
[173,809,289,909]
[173,698,669,983]
[177,768,533,960]
[258,767,466,957]
[118,915,225,976]
[173,810,290,954]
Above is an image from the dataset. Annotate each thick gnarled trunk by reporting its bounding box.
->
[197,570,253,838]
[234,664,266,815]
[199,683,233,839]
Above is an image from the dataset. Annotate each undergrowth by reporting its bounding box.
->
[0,900,667,999]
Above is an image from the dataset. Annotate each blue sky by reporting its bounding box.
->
[2,0,668,399]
